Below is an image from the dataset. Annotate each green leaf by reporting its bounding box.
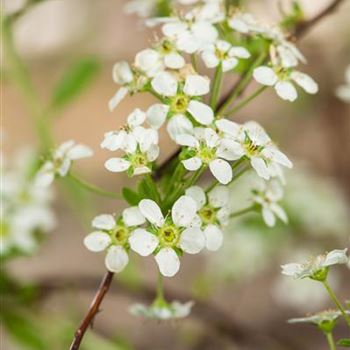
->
[50,57,100,110]
[338,339,350,347]
[122,187,142,206]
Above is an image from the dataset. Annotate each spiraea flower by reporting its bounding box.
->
[102,108,159,176]
[281,249,348,281]
[176,127,240,185]
[335,64,350,103]
[253,65,318,102]
[138,196,205,277]
[35,140,93,187]
[147,71,213,140]
[130,300,194,320]
[84,207,159,273]
[185,185,230,250]
[201,39,251,72]
[216,119,292,181]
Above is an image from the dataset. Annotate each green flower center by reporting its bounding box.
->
[110,225,129,245]
[159,225,180,247]
[130,152,149,168]
[161,40,174,54]
[198,144,216,164]
[199,205,217,225]
[171,94,189,114]
[215,48,227,60]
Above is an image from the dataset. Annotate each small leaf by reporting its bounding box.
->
[338,339,350,347]
[50,57,100,110]
[122,187,142,206]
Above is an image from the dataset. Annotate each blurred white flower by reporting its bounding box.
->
[253,65,318,102]
[84,207,156,273]
[124,0,159,18]
[335,64,350,103]
[252,180,287,227]
[35,140,93,187]
[138,196,205,277]
[186,185,230,250]
[288,309,349,327]
[281,248,348,281]
[130,300,194,320]
[201,40,250,72]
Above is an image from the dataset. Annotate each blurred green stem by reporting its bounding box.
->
[210,65,223,109]
[322,280,350,328]
[325,332,336,350]
[230,205,256,219]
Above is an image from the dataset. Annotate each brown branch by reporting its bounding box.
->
[69,271,114,350]
[153,0,345,179]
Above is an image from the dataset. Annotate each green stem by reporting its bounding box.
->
[325,332,336,350]
[322,280,350,328]
[210,65,223,109]
[68,173,122,199]
[216,52,267,115]
[156,272,165,303]
[230,205,256,219]
[144,174,161,203]
[191,54,198,72]
[225,86,267,117]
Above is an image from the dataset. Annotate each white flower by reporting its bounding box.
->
[288,309,349,327]
[109,61,148,111]
[130,300,194,320]
[335,64,350,103]
[228,11,261,34]
[216,119,292,181]
[124,0,159,18]
[201,40,250,72]
[138,196,205,277]
[185,185,230,250]
[84,207,158,273]
[253,65,318,102]
[281,248,348,281]
[152,39,186,70]
[252,180,287,227]
[35,140,93,187]
[102,109,159,176]
[148,72,213,140]
[177,127,240,184]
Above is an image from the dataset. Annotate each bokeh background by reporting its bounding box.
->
[2,0,350,349]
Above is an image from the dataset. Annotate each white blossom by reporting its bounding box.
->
[138,196,205,277]
[281,248,348,281]
[35,140,93,187]
[335,64,350,103]
[84,207,158,273]
[185,185,230,250]
[253,65,318,102]
[288,309,349,326]
[201,40,250,72]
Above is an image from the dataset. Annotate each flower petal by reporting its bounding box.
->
[215,119,240,137]
[92,214,115,230]
[151,72,177,96]
[138,199,165,227]
[291,71,318,94]
[262,207,276,227]
[104,158,130,172]
[172,195,198,227]
[175,134,199,148]
[105,246,129,273]
[84,231,111,252]
[183,75,210,96]
[122,206,145,226]
[253,66,278,86]
[275,81,297,102]
[109,87,129,111]
[179,227,205,254]
[250,156,270,180]
[187,101,214,125]
[167,114,193,141]
[209,159,232,184]
[185,186,206,209]
[208,186,229,208]
[203,225,223,251]
[146,104,169,129]
[129,228,159,256]
[164,52,185,69]
[127,108,146,127]
[182,157,202,171]
[155,247,180,277]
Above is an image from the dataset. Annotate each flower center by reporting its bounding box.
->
[171,94,189,114]
[110,225,129,245]
[130,152,148,168]
[198,144,216,164]
[215,48,227,60]
[199,205,217,225]
[161,40,174,54]
[159,225,180,247]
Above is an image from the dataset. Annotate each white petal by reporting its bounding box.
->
[122,206,145,226]
[104,158,130,172]
[146,104,169,129]
[215,119,240,137]
[127,108,146,127]
[209,159,232,184]
[135,49,162,77]
[164,52,185,69]
[216,139,244,161]
[138,199,164,227]
[191,22,218,48]
[175,134,199,148]
[208,186,229,208]
[134,166,152,175]
[187,101,214,125]
[101,131,127,151]
[182,157,202,171]
[291,71,318,94]
[281,263,303,277]
[183,75,210,96]
[162,21,187,37]
[84,231,111,252]
[185,186,206,209]
[203,225,223,251]
[204,128,219,148]
[105,246,129,273]
[129,228,159,256]
[92,214,115,230]
[112,61,133,84]
[275,81,297,102]
[176,32,199,54]
[271,203,288,223]
[253,66,278,86]
[151,72,178,96]
[262,207,276,227]
[262,147,293,168]
[167,114,193,141]
[67,144,93,160]
[251,156,270,180]
[323,249,348,267]
[109,87,128,111]
[222,58,238,72]
[155,248,180,277]
[229,46,251,58]
[179,227,205,254]
[172,195,198,227]
[146,144,160,162]
[201,50,220,69]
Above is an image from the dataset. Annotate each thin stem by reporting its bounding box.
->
[191,54,198,72]
[210,65,223,109]
[230,205,256,219]
[156,272,165,302]
[325,332,336,350]
[68,173,122,199]
[144,174,161,203]
[69,271,114,350]
[322,280,350,328]
[225,86,267,117]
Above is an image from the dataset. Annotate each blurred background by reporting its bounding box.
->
[2,0,350,349]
